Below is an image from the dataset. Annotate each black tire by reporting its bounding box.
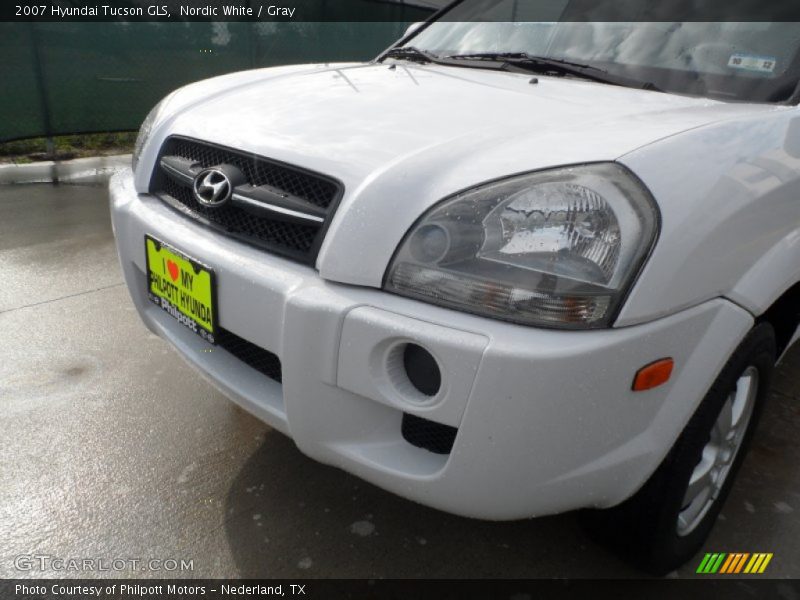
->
[580,322,776,575]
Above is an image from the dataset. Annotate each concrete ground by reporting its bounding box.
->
[1,182,799,579]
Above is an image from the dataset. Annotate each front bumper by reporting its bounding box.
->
[111,169,754,519]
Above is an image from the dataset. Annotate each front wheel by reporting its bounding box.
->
[581,322,776,575]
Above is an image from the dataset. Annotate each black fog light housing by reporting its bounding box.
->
[402,343,441,397]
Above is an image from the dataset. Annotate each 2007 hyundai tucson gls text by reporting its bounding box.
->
[110,5,800,573]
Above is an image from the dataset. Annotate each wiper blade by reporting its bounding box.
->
[382,46,442,64]
[380,48,661,91]
[446,52,662,91]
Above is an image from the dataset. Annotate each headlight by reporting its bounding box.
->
[131,94,173,172]
[384,163,658,329]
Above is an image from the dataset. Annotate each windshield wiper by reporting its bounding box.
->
[446,52,662,91]
[380,48,662,91]
[382,46,443,64]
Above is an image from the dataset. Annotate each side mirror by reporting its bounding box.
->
[404,22,424,38]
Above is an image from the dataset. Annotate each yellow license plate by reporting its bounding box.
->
[145,235,217,344]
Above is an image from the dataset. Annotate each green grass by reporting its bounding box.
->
[0,132,136,163]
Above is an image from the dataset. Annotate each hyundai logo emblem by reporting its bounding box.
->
[193,168,232,208]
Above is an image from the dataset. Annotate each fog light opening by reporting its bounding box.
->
[402,343,441,397]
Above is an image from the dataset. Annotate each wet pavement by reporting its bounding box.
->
[1,182,800,579]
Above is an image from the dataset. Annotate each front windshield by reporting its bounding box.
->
[406,1,800,102]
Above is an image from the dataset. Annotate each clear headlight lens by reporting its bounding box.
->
[131,95,172,172]
[384,163,658,329]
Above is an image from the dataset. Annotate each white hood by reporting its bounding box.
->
[155,63,781,285]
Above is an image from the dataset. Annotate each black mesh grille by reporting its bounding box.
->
[216,328,282,383]
[401,413,457,455]
[160,176,319,254]
[150,137,342,263]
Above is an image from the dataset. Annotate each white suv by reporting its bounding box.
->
[111,9,800,573]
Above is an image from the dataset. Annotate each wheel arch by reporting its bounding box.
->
[726,224,800,360]
[756,280,800,360]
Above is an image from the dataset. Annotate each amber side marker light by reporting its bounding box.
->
[633,358,675,391]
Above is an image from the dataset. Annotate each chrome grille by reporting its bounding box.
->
[150,137,343,264]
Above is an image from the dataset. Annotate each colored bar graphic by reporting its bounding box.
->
[697,553,727,573]
[698,552,772,574]
[743,553,774,574]
[711,553,726,573]
[697,554,713,573]
[734,553,750,574]
[720,554,736,573]
[759,554,773,573]
[744,555,756,573]
[719,553,749,573]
